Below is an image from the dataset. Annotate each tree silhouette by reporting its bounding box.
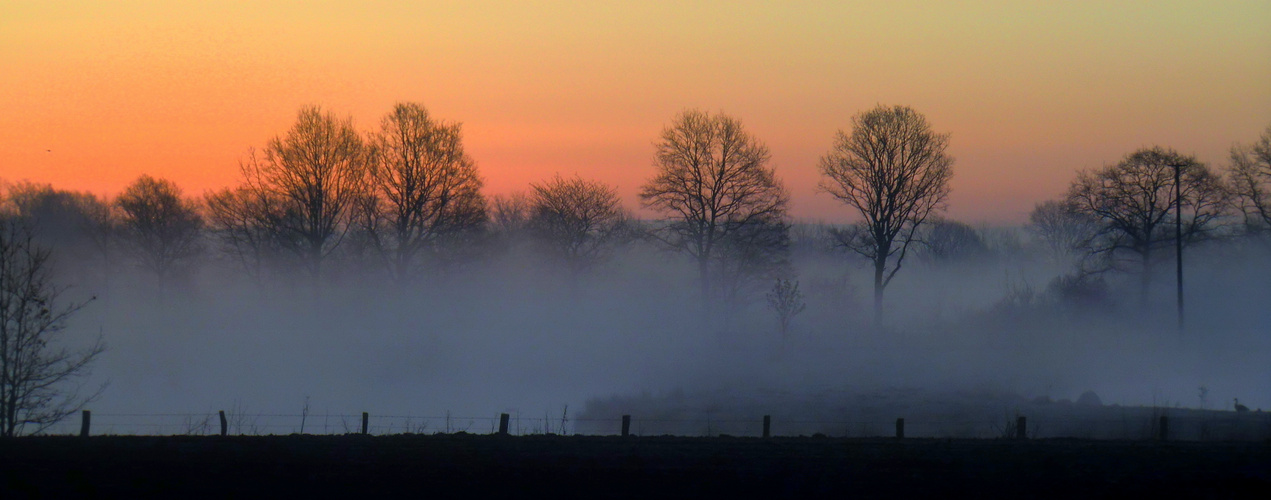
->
[640,109,789,303]
[0,219,102,437]
[713,213,790,306]
[115,175,203,282]
[239,106,368,280]
[205,186,285,281]
[1065,146,1228,304]
[766,278,806,342]
[528,174,628,281]
[1028,199,1099,266]
[361,103,487,284]
[1228,123,1271,233]
[4,183,115,282]
[819,105,953,323]
[489,192,531,235]
[919,218,989,264]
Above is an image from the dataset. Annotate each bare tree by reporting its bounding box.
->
[115,175,204,281]
[819,105,954,322]
[919,218,989,264]
[361,103,487,283]
[239,106,368,280]
[482,191,533,260]
[205,186,284,281]
[766,278,806,342]
[1065,146,1229,303]
[4,183,116,281]
[713,214,791,305]
[0,219,103,436]
[528,174,628,280]
[1028,199,1099,265]
[639,109,790,303]
[489,192,531,235]
[1228,123,1271,233]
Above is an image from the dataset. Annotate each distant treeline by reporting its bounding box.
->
[3,103,1269,314]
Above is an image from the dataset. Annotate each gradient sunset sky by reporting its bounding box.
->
[3,1,1269,223]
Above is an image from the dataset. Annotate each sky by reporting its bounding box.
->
[2,1,1269,224]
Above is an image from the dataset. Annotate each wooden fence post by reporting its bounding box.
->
[218,410,227,436]
[1016,416,1027,440]
[762,415,771,438]
[362,412,369,435]
[896,418,904,439]
[1159,416,1169,441]
[621,415,631,437]
[80,410,90,437]
[499,413,510,435]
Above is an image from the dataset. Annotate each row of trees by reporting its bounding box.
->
[3,106,1268,437]
[4,105,1269,320]
[4,103,951,322]
[209,104,485,284]
[1028,132,1271,305]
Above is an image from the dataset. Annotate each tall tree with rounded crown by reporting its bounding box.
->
[819,105,954,323]
[640,109,789,304]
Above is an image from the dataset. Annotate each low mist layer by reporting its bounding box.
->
[43,229,1271,435]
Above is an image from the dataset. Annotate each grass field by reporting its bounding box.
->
[3,434,1269,498]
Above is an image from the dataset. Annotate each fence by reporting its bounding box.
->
[56,409,1271,442]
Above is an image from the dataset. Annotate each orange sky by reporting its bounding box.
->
[2,1,1269,223]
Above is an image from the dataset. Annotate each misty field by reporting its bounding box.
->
[578,387,1271,441]
[3,434,1269,498]
[6,112,1271,447]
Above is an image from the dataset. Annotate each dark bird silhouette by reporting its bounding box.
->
[1234,398,1249,412]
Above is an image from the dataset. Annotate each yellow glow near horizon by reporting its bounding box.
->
[2,1,1269,223]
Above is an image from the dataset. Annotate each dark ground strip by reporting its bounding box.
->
[2,435,1269,498]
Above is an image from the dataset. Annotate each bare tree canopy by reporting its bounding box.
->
[3,183,115,277]
[528,174,628,279]
[205,186,285,280]
[1065,146,1229,301]
[115,175,203,281]
[640,109,790,302]
[362,102,487,283]
[713,212,791,305]
[1228,123,1271,233]
[819,105,953,322]
[1028,199,1099,265]
[920,218,989,264]
[240,106,368,279]
[0,219,102,437]
[488,192,531,236]
[766,278,806,342]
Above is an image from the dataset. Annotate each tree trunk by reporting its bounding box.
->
[393,245,411,285]
[698,256,711,305]
[1139,245,1152,309]
[873,255,886,324]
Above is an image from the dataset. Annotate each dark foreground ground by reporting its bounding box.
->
[2,434,1269,498]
